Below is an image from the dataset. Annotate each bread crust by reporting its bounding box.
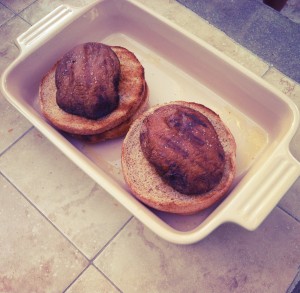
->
[39,46,145,135]
[121,101,236,215]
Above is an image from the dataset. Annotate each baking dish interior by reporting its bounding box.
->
[3,0,297,232]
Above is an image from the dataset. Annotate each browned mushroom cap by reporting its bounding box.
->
[140,104,225,194]
[55,42,120,120]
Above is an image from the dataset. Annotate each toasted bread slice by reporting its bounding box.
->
[39,46,145,135]
[69,83,149,143]
[121,101,236,215]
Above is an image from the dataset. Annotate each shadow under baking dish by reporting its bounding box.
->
[2,0,299,243]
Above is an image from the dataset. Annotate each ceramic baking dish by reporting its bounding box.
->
[1,0,300,244]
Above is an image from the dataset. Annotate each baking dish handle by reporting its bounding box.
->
[223,149,300,230]
[16,5,77,52]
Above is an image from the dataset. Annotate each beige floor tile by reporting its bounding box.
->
[0,41,19,75]
[0,174,88,293]
[0,128,132,259]
[280,178,300,222]
[0,16,30,48]
[0,17,34,152]
[0,3,14,26]
[0,97,32,154]
[0,0,36,13]
[65,265,120,293]
[0,16,30,74]
[137,0,269,77]
[95,209,300,293]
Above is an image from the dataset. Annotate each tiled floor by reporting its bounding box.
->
[0,0,300,292]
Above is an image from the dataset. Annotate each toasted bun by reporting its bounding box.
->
[39,46,145,135]
[121,101,236,215]
[69,83,149,143]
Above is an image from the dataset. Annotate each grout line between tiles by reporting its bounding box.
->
[92,263,123,293]
[286,265,300,293]
[0,0,38,15]
[0,169,90,262]
[17,14,34,26]
[91,216,134,263]
[278,205,300,224]
[0,161,130,292]
[0,0,40,27]
[0,126,33,157]
[0,2,16,20]
[61,216,134,292]
[62,263,90,293]
[1,128,135,289]
[61,262,123,293]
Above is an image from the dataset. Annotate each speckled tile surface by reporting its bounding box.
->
[0,174,88,292]
[94,211,300,293]
[0,129,132,259]
[0,16,33,154]
[0,16,30,73]
[0,0,299,292]
[1,0,36,13]
[0,3,14,26]
[65,266,120,293]
[0,98,32,154]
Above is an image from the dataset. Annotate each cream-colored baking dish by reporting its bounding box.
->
[1,0,300,244]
